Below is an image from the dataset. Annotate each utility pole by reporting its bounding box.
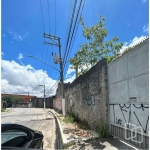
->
[39,84,45,109]
[43,32,65,115]
[44,85,45,109]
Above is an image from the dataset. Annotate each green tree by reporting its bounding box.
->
[2,101,7,109]
[12,96,24,107]
[70,15,123,76]
[2,95,24,107]
[2,96,13,107]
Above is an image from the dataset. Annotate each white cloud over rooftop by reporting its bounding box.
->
[120,35,148,54]
[143,23,149,34]
[1,59,58,97]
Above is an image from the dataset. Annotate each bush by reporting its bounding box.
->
[63,114,74,123]
[2,101,7,109]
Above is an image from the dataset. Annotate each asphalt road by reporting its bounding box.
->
[1,108,56,150]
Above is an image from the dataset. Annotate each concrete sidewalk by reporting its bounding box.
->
[47,109,139,150]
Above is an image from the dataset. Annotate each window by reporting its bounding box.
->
[2,129,28,147]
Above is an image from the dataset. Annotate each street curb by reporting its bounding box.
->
[46,109,66,147]
[46,109,100,147]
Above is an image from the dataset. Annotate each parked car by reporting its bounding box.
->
[1,124,43,149]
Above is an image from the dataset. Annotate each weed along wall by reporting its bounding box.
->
[64,58,109,128]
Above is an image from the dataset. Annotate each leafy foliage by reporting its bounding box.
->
[2,101,7,109]
[1,108,6,112]
[70,15,123,76]
[63,114,74,123]
[2,96,13,107]
[12,96,24,106]
[2,95,24,107]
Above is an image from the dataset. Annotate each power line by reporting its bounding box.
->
[63,0,78,63]
[40,0,47,85]
[47,0,51,33]
[45,77,60,96]
[63,0,85,74]
[40,0,45,32]
[40,0,58,84]
[46,84,58,97]
[63,0,74,55]
[54,0,56,35]
[64,0,83,67]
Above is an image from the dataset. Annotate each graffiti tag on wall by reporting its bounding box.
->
[109,103,149,133]
[83,94,95,106]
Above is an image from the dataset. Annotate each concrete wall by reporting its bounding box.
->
[54,98,62,111]
[54,83,62,111]
[54,83,69,111]
[108,38,149,148]
[32,96,54,108]
[64,59,109,127]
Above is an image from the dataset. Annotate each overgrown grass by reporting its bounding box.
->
[63,114,74,123]
[63,112,91,131]
[63,110,80,124]
[1,108,6,112]
[96,119,110,138]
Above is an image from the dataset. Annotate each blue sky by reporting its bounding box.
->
[1,0,149,97]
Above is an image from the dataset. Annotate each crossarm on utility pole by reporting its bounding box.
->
[43,32,65,115]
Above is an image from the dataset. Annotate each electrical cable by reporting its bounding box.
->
[63,0,85,75]
[62,0,74,56]
[63,0,84,69]
[47,0,51,33]
[63,0,78,64]
[45,77,60,96]
[54,0,56,35]
[40,0,48,85]
[40,0,45,32]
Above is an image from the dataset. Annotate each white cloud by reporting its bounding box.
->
[64,65,75,83]
[143,23,149,34]
[9,31,23,41]
[1,59,57,97]
[120,35,147,54]
[18,53,24,60]
[64,63,92,83]
[64,74,76,83]
[65,65,75,78]
[1,52,4,56]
